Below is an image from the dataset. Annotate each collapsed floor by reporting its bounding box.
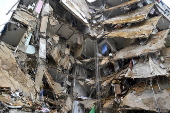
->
[1,0,170,113]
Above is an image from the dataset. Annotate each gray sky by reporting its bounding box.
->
[163,0,170,7]
[0,0,18,32]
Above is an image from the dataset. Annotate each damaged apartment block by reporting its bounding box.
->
[1,0,170,112]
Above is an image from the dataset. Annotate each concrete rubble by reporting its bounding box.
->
[1,0,170,113]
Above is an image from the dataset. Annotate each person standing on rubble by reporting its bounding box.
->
[39,84,44,101]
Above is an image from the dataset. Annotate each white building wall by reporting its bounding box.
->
[155,0,170,20]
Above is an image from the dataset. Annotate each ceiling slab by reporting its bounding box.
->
[103,3,154,25]
[106,16,161,39]
[104,0,140,12]
[113,29,169,60]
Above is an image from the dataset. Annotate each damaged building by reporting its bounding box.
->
[1,0,170,112]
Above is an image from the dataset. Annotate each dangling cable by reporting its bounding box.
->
[150,78,161,113]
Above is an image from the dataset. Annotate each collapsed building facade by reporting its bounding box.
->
[1,0,170,112]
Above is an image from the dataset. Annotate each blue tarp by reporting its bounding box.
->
[102,43,108,54]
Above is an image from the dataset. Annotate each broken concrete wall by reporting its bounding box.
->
[1,23,26,46]
[1,0,170,112]
[122,78,170,112]
[13,9,36,27]
[60,0,90,25]
[0,42,38,97]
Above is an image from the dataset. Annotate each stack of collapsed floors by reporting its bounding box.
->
[0,0,170,112]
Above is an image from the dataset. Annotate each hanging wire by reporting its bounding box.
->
[94,40,102,112]
[150,78,161,113]
[6,0,20,15]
